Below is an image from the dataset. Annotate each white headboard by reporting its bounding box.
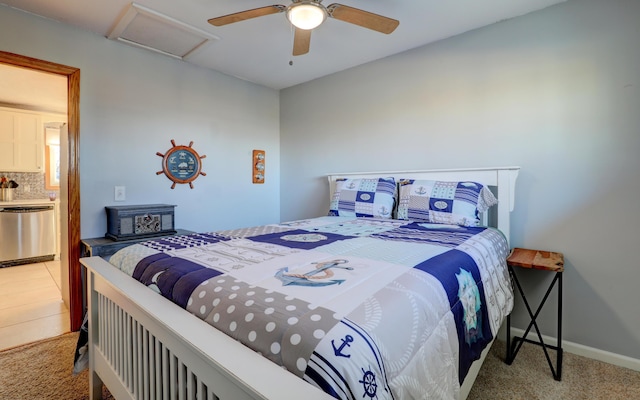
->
[327,166,520,245]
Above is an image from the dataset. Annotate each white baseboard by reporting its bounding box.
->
[507,327,640,372]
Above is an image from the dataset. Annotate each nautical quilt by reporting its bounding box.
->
[108,216,513,400]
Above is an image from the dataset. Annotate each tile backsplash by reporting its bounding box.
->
[0,172,58,200]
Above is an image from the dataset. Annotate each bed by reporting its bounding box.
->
[79,166,520,400]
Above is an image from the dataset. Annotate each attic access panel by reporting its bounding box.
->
[108,3,219,60]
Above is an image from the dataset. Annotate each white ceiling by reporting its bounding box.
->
[0,0,565,89]
[0,63,67,114]
[1,0,566,92]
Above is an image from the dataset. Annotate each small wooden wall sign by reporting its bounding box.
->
[253,150,265,184]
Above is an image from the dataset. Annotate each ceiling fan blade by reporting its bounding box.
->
[326,4,399,34]
[208,5,286,26]
[293,28,312,56]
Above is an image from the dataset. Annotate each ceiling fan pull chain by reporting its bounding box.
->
[289,23,294,65]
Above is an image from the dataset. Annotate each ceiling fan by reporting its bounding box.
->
[207,0,399,56]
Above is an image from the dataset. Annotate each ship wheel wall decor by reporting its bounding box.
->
[156,140,206,189]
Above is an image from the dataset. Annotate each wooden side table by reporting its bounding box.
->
[506,247,564,381]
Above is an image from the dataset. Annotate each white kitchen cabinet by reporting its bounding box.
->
[0,108,44,172]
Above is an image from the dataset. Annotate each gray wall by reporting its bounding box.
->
[0,5,282,238]
[281,0,640,360]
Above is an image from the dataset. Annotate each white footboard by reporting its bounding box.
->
[81,256,333,400]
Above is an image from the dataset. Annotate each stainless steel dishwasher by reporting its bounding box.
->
[0,205,56,267]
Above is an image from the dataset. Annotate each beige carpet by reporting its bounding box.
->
[468,340,640,400]
[1,332,639,399]
[0,332,113,400]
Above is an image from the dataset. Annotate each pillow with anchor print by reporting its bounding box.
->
[396,179,497,226]
[328,177,396,219]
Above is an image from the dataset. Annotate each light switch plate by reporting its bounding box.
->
[115,186,126,201]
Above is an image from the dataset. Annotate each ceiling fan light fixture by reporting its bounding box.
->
[287,2,327,30]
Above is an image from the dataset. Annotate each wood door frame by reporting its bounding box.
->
[0,51,83,331]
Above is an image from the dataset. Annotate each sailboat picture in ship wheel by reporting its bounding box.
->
[156,140,206,189]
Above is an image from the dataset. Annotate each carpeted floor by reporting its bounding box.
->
[0,332,113,400]
[468,340,640,400]
[1,332,639,399]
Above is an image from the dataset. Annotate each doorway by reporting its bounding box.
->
[0,51,82,331]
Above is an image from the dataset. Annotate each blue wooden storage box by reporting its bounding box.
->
[105,204,176,241]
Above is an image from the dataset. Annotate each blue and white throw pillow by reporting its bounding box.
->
[396,179,497,226]
[329,177,396,219]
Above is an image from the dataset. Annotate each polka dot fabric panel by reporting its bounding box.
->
[186,276,340,376]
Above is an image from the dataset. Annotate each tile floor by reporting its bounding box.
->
[0,260,70,351]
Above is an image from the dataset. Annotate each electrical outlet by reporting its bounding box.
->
[114,186,126,201]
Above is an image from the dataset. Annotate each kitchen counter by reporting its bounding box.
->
[0,199,60,207]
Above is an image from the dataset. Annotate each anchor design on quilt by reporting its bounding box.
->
[415,186,428,195]
[275,259,352,287]
[378,206,391,217]
[331,334,354,358]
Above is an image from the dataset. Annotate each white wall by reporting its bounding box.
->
[281,0,640,360]
[0,5,282,237]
